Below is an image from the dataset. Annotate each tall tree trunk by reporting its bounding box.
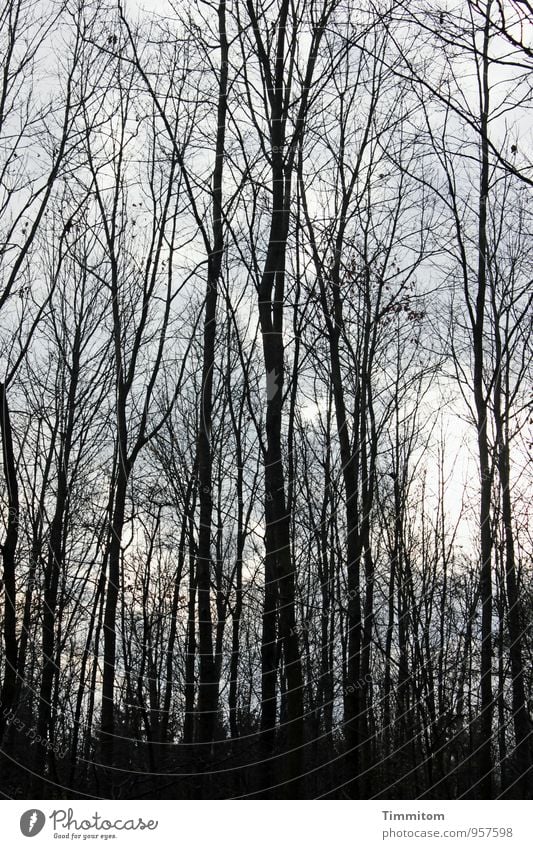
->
[183,519,197,745]
[34,336,80,788]
[100,461,130,792]
[161,477,193,745]
[229,427,244,740]
[473,2,494,797]
[0,383,20,744]
[195,0,228,747]
[493,330,532,796]
[257,142,304,795]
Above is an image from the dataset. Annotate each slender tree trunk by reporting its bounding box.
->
[183,520,197,745]
[195,0,228,747]
[493,358,532,796]
[70,565,105,786]
[473,3,494,797]
[34,339,80,788]
[229,435,244,739]
[161,479,192,745]
[0,383,20,744]
[100,462,130,792]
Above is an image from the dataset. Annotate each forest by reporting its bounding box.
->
[0,0,531,800]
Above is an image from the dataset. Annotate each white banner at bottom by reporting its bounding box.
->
[3,800,530,848]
